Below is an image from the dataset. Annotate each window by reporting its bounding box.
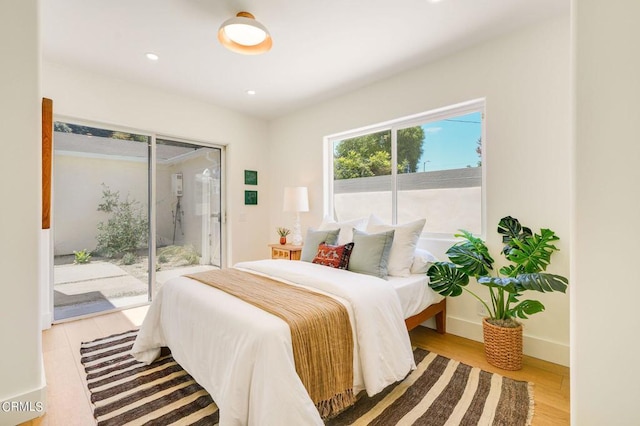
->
[326,99,484,237]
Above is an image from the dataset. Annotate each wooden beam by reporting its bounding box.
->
[42,98,52,229]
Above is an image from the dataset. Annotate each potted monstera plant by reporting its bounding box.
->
[427,216,568,370]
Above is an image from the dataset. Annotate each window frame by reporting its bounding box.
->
[324,98,486,239]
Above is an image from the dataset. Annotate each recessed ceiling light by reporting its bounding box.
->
[146,53,159,61]
[246,90,256,96]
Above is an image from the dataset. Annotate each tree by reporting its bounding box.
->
[397,127,425,172]
[333,127,424,179]
[111,131,149,143]
[334,151,374,180]
[54,122,73,133]
[53,122,149,142]
[368,151,392,176]
[466,137,483,168]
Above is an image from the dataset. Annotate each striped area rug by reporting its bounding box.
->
[81,330,534,425]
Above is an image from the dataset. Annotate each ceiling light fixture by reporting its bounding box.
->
[218,11,272,55]
[246,89,256,95]
[145,52,159,61]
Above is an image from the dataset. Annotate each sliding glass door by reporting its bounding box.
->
[52,123,223,321]
[53,123,150,320]
[154,138,222,286]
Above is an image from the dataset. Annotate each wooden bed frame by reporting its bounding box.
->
[404,298,446,333]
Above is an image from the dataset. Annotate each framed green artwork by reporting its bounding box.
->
[244,170,258,185]
[244,190,258,205]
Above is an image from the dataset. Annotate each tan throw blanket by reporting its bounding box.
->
[185,269,356,418]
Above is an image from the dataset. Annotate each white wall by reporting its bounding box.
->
[269,16,571,365]
[573,0,640,423]
[0,0,46,424]
[42,61,271,267]
[54,153,148,255]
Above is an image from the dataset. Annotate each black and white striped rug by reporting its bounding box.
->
[81,330,534,425]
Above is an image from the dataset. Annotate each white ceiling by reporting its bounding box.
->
[42,0,569,120]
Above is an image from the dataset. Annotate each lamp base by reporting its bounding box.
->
[291,213,303,245]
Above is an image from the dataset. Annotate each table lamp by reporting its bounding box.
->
[283,187,309,246]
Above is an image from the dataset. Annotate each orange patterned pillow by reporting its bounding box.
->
[312,242,354,269]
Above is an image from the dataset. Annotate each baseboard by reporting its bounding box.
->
[40,228,53,331]
[41,311,52,330]
[446,315,569,367]
[0,378,47,425]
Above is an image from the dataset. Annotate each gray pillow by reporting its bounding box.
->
[348,228,395,279]
[300,228,340,262]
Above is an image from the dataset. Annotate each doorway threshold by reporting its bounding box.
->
[53,295,149,323]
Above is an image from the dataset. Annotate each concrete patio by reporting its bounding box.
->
[54,260,215,321]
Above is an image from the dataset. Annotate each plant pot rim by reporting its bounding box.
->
[482,317,522,330]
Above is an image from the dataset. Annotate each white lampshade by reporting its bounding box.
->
[283,187,308,246]
[223,22,267,46]
[218,12,272,55]
[283,187,309,212]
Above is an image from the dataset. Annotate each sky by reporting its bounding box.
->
[417,111,482,172]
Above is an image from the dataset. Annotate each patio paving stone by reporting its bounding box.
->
[54,261,129,285]
[55,274,147,299]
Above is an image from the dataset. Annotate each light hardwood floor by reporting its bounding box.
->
[409,327,570,425]
[22,307,149,426]
[23,307,569,425]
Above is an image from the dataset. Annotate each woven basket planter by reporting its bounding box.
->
[482,318,523,371]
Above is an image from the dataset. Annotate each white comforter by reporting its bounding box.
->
[131,259,415,426]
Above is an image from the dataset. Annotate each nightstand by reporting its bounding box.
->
[269,244,303,260]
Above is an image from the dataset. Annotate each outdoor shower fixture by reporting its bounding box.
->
[171,173,184,245]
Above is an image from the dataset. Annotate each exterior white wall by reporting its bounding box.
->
[42,61,271,267]
[334,187,481,236]
[269,16,571,365]
[0,0,46,423]
[573,0,640,423]
[160,153,221,262]
[54,150,221,261]
[53,153,148,255]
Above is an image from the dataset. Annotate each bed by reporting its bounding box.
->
[131,258,445,425]
[388,274,446,332]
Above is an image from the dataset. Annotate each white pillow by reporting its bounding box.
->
[366,214,426,277]
[318,216,368,245]
[411,248,439,274]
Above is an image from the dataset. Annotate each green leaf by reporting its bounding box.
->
[427,262,470,297]
[507,228,560,273]
[447,230,494,277]
[498,216,531,242]
[497,216,532,254]
[477,276,519,293]
[507,292,521,304]
[514,273,568,293]
[499,265,518,277]
[508,299,545,319]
